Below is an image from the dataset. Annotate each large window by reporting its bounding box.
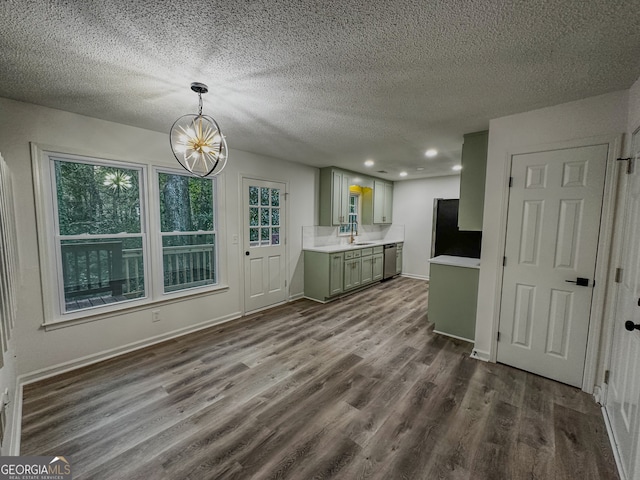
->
[158,171,217,293]
[339,193,359,235]
[38,151,222,323]
[53,158,146,313]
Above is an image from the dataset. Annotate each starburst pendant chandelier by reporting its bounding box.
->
[170,82,228,177]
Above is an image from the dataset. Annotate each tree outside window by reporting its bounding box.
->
[53,159,145,312]
[158,172,217,293]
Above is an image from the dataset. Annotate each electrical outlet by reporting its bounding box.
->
[152,310,161,322]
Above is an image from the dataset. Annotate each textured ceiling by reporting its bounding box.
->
[1,0,639,180]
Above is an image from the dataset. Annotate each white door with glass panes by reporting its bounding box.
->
[605,129,640,480]
[243,178,287,312]
[497,144,608,387]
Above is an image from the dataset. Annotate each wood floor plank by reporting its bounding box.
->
[20,277,619,480]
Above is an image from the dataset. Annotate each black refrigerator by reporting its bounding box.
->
[431,199,482,258]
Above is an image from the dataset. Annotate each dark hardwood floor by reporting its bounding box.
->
[21,277,619,479]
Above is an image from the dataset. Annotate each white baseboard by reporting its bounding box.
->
[470,349,490,362]
[400,273,429,281]
[288,292,304,301]
[303,296,327,304]
[433,329,474,343]
[602,406,626,480]
[593,384,605,405]
[8,383,23,455]
[19,311,242,387]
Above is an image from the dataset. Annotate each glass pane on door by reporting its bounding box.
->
[248,185,283,248]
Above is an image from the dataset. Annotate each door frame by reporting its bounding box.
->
[599,125,640,480]
[488,134,623,393]
[238,174,290,315]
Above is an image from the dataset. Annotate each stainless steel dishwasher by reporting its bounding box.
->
[383,243,397,280]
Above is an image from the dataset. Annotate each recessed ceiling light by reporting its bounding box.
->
[452,165,462,171]
[364,159,374,167]
[399,171,408,177]
[425,149,438,157]
[416,167,425,171]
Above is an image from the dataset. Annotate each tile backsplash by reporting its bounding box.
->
[302,224,404,249]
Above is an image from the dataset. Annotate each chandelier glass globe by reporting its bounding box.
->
[169,82,228,177]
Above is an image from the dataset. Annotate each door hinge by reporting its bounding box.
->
[615,267,623,283]
[617,157,635,174]
[503,256,506,267]
[497,331,501,342]
[508,177,513,188]
[604,370,610,385]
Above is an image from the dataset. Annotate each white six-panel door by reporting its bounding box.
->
[243,178,287,313]
[605,130,640,480]
[497,144,608,387]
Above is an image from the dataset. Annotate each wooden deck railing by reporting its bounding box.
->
[61,242,124,299]
[161,244,216,292]
[62,242,215,303]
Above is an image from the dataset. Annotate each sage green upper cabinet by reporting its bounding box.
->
[374,180,393,224]
[332,170,350,225]
[319,168,351,226]
[458,130,488,231]
[319,167,391,226]
[362,180,393,224]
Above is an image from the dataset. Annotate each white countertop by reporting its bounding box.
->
[304,239,403,253]
[429,255,480,269]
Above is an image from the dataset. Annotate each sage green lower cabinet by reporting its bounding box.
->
[343,250,362,290]
[361,253,374,284]
[329,253,344,296]
[428,263,479,342]
[372,253,384,281]
[304,244,388,302]
[396,243,403,274]
[304,251,344,301]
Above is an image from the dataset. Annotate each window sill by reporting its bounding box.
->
[42,284,230,331]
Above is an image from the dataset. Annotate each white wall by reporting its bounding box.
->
[474,90,629,362]
[0,97,317,378]
[393,175,460,279]
[629,77,640,139]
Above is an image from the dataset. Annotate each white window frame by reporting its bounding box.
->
[338,192,359,236]
[152,167,220,298]
[32,145,228,327]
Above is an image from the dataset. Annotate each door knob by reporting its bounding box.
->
[565,277,589,287]
[625,321,640,332]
